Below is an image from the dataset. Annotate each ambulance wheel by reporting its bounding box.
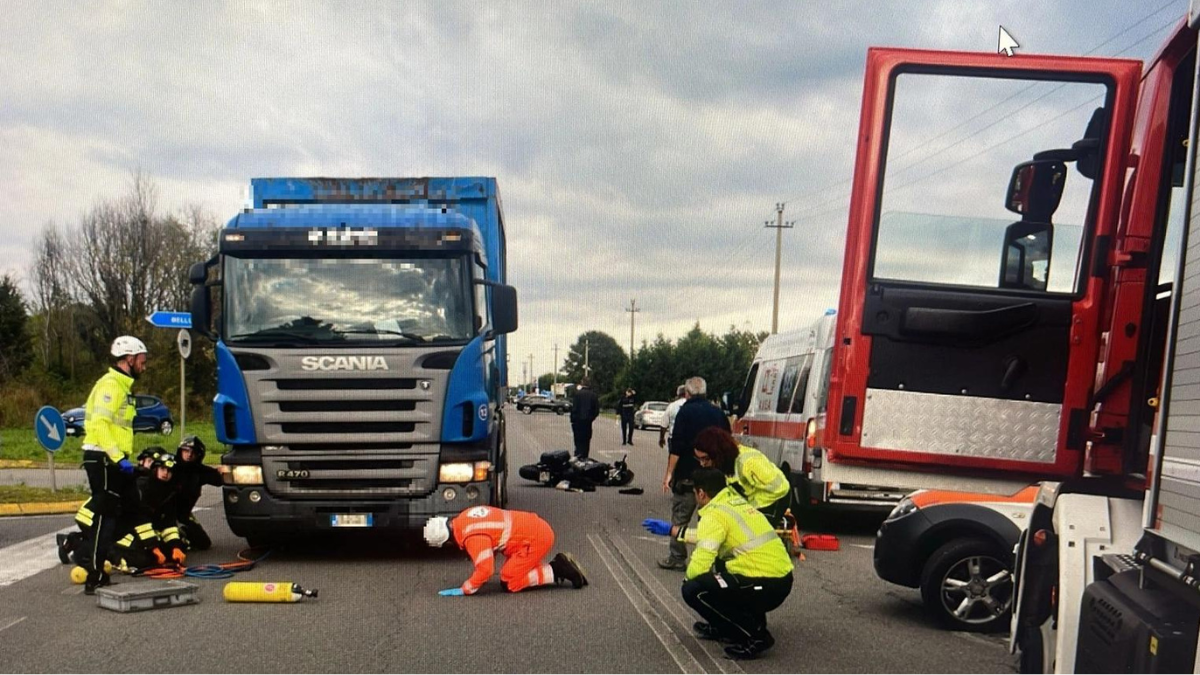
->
[919,537,1013,632]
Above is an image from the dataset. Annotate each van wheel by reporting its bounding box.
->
[920,538,1013,632]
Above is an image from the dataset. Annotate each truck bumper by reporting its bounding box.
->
[221,481,494,537]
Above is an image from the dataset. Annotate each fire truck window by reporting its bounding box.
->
[872,74,1109,294]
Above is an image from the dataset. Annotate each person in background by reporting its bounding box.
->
[569,377,600,459]
[659,376,729,570]
[658,385,687,451]
[423,506,588,595]
[618,388,637,446]
[693,427,791,523]
[643,468,794,660]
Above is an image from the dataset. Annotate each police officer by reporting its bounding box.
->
[643,468,794,660]
[79,335,148,593]
[618,388,637,446]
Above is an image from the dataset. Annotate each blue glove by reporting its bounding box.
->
[116,459,135,475]
[642,518,672,536]
[438,588,465,597]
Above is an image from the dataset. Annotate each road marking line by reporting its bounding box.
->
[0,525,76,588]
[850,544,873,549]
[0,616,26,633]
[589,533,706,674]
[609,534,743,675]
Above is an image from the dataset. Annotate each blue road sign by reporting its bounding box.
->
[35,406,66,453]
[146,311,192,329]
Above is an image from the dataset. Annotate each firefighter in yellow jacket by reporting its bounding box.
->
[643,468,794,660]
[79,335,149,594]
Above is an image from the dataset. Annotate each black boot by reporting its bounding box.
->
[549,552,589,589]
[56,534,71,565]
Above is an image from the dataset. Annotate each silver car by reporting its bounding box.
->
[634,401,669,429]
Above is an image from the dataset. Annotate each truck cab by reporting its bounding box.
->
[190,177,517,543]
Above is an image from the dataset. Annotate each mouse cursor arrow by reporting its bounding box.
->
[998,26,1019,57]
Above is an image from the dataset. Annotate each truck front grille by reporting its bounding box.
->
[263,453,437,499]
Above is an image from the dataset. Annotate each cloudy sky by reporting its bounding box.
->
[0,1,1184,385]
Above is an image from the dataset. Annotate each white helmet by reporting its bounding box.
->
[423,516,450,548]
[111,335,148,358]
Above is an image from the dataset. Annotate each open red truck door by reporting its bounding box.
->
[826,48,1142,479]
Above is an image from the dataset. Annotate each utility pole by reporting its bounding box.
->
[529,353,535,392]
[765,202,795,334]
[625,299,640,360]
[553,344,559,387]
[584,338,591,380]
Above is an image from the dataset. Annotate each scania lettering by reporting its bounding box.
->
[300,356,390,372]
[189,177,517,544]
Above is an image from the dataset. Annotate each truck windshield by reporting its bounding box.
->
[224,256,474,344]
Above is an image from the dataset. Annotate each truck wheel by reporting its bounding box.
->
[920,537,1013,632]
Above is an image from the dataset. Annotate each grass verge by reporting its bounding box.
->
[0,483,90,504]
[0,421,223,466]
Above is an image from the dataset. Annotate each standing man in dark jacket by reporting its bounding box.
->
[659,376,730,570]
[618,388,637,446]
[569,378,601,459]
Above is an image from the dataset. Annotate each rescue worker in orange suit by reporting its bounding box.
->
[172,436,223,550]
[423,506,589,595]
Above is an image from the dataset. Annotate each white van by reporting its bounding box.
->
[733,311,906,513]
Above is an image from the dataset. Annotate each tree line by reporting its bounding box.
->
[540,325,767,409]
[0,173,221,426]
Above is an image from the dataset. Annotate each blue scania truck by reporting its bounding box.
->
[188,177,516,544]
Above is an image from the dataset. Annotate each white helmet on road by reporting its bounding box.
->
[423,517,450,548]
[111,335,148,358]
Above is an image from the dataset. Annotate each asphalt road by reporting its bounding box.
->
[0,412,1017,673]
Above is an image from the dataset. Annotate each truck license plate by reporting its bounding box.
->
[330,513,373,528]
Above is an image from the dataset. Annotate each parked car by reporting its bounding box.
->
[633,401,669,429]
[63,395,175,437]
[873,486,1036,632]
[515,395,571,415]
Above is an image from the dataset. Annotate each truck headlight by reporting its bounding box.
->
[230,466,264,485]
[440,461,492,484]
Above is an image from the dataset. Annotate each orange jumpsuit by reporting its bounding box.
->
[450,506,556,594]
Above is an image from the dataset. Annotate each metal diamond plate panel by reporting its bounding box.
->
[860,388,1060,463]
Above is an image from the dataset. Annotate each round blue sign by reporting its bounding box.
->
[34,405,67,453]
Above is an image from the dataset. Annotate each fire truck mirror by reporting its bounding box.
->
[1000,221,1054,292]
[1005,159,1067,222]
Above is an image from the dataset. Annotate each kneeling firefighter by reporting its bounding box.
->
[172,435,222,550]
[424,506,588,596]
[113,452,186,570]
[642,468,794,660]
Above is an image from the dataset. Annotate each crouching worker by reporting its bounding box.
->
[642,468,794,660]
[113,453,186,571]
[423,506,588,596]
[693,427,791,523]
[173,436,222,550]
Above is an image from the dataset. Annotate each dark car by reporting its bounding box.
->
[514,395,571,415]
[63,395,175,437]
[873,487,1035,632]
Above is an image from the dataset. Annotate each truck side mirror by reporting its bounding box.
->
[189,257,219,341]
[1005,159,1066,222]
[491,284,518,335]
[999,221,1054,292]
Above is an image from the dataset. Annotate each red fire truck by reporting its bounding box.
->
[816,6,1200,672]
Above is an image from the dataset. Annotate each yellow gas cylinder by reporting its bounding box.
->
[223,581,318,603]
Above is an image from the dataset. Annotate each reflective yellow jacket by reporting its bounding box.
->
[729,445,790,509]
[82,368,135,463]
[682,487,793,580]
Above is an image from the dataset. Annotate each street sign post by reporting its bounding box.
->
[146,311,192,329]
[34,405,65,492]
[177,329,191,441]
